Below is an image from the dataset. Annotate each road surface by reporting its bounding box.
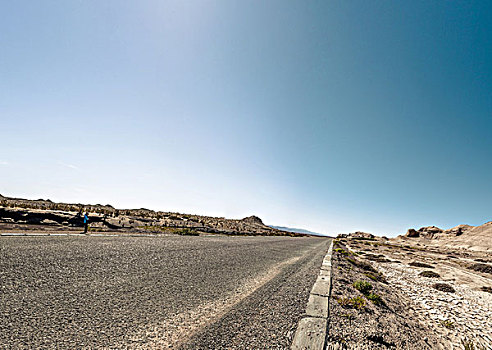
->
[0,234,329,349]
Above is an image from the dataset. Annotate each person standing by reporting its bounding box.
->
[83,212,89,234]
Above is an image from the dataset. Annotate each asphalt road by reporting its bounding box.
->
[0,235,329,349]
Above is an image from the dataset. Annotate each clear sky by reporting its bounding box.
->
[1,1,491,236]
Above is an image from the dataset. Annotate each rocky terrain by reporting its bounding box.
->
[0,194,300,236]
[399,222,492,251]
[327,234,492,349]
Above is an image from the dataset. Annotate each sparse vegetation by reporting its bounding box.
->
[461,339,487,350]
[366,293,384,305]
[350,296,366,310]
[439,319,455,329]
[337,297,352,307]
[176,228,199,236]
[353,280,373,294]
[433,283,455,293]
[337,296,366,310]
[334,248,350,255]
[419,270,440,278]
[353,280,385,306]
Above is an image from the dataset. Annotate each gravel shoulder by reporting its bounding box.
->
[0,235,328,349]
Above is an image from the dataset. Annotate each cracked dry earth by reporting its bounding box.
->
[341,238,492,350]
[0,235,329,349]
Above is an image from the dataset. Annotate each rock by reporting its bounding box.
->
[351,231,375,239]
[443,225,472,236]
[406,229,419,238]
[240,215,264,225]
[418,226,443,238]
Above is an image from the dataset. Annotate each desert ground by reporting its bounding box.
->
[327,236,492,350]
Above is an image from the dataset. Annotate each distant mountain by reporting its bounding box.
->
[269,225,328,237]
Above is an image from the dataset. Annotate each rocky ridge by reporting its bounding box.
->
[401,222,492,251]
[0,195,300,236]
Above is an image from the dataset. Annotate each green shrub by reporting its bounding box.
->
[367,293,384,305]
[439,320,454,329]
[335,248,350,255]
[176,228,199,236]
[337,297,352,307]
[353,280,373,294]
[351,296,366,310]
[337,296,366,310]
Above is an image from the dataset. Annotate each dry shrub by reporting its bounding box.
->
[409,261,434,268]
[468,263,492,274]
[433,283,455,293]
[419,270,440,278]
[481,286,492,293]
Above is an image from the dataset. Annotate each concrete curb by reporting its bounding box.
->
[292,240,334,350]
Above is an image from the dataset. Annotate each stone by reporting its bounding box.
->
[406,229,419,238]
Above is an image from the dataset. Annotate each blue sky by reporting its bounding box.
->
[1,1,491,236]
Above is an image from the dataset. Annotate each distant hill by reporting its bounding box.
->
[0,194,303,237]
[269,225,328,237]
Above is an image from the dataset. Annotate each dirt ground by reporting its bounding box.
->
[327,237,492,350]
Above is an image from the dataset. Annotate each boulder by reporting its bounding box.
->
[406,228,419,238]
[418,226,443,234]
[350,231,375,239]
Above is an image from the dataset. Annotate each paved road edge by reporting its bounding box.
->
[291,239,333,350]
